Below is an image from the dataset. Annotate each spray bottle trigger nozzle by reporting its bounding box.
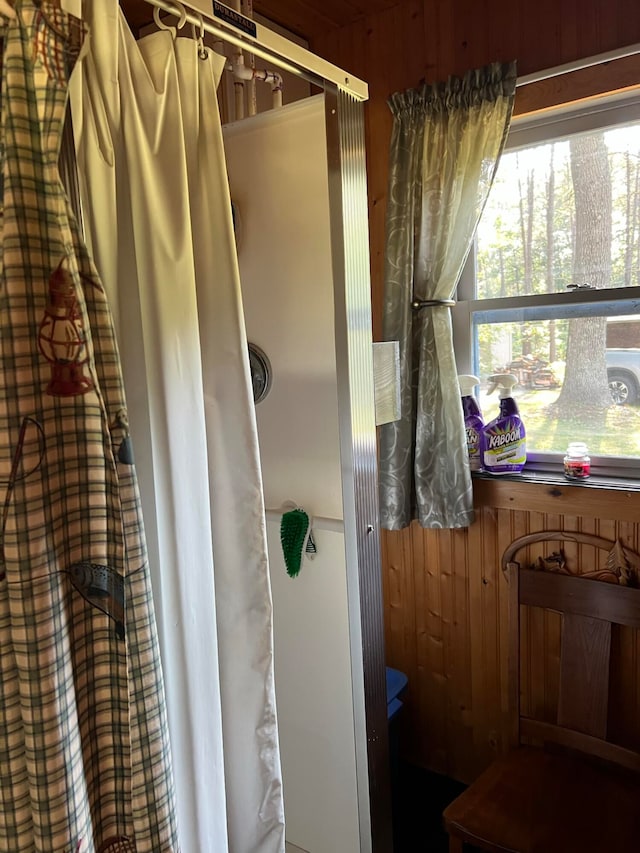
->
[487,373,518,398]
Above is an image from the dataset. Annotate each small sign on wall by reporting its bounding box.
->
[372,341,401,426]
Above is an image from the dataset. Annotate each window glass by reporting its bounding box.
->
[455,99,640,470]
[474,313,640,459]
[477,122,640,299]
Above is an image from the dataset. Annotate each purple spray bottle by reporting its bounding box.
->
[482,373,526,474]
[458,375,485,472]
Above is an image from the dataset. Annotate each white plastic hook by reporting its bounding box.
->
[153,2,187,38]
[191,12,207,59]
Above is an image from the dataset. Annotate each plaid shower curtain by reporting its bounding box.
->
[0,3,178,851]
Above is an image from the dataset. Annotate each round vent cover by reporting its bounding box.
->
[248,342,272,404]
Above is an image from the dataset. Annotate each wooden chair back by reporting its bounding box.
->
[501,531,640,774]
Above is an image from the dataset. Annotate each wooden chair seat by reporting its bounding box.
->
[444,532,640,851]
[444,745,640,852]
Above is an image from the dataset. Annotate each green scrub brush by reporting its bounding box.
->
[280,507,311,578]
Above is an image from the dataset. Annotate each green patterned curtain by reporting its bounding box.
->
[0,4,178,850]
[379,61,517,530]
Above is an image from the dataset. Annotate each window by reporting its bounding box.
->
[453,91,640,476]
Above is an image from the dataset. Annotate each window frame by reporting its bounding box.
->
[452,89,640,477]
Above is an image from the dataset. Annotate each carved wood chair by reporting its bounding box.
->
[443,531,640,853]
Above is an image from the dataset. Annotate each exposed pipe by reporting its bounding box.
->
[230,0,245,120]
[230,0,282,110]
[228,60,283,107]
[242,0,258,116]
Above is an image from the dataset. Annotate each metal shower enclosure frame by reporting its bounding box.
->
[140,1,392,851]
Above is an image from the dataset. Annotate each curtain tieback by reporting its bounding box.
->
[411,298,456,310]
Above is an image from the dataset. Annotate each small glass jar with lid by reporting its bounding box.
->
[563,442,591,479]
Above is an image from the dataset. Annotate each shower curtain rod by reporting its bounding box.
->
[516,41,640,87]
[140,0,368,100]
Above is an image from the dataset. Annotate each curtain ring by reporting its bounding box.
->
[153,2,187,36]
[172,2,188,29]
[191,13,208,59]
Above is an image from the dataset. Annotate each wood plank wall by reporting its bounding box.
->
[312,0,640,782]
[382,481,640,782]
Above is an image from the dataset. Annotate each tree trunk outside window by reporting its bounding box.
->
[556,133,613,409]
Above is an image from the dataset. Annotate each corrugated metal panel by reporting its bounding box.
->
[325,85,393,853]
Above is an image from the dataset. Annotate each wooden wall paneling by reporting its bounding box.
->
[479,507,501,768]
[450,524,473,779]
[541,513,562,726]
[521,0,562,73]
[335,10,366,81]
[495,507,514,752]
[466,508,484,773]
[486,0,520,74]
[436,528,455,775]
[474,479,640,523]
[256,0,335,36]
[452,0,489,81]
[422,527,448,771]
[560,514,580,572]
[380,527,391,658]
[410,523,428,763]
[410,528,428,767]
[577,0,606,62]
[558,0,580,61]
[420,0,439,81]
[383,529,408,676]
[399,527,416,673]
[414,528,439,770]
[596,516,617,545]
[578,515,598,582]
[433,0,456,83]
[525,512,550,726]
[511,509,530,732]
[401,525,418,736]
[611,519,640,750]
[400,0,428,89]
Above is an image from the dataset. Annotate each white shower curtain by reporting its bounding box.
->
[70,5,285,852]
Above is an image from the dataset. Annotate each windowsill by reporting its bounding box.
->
[472,469,640,493]
[471,468,640,520]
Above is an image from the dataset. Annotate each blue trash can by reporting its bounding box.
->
[386,666,408,721]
